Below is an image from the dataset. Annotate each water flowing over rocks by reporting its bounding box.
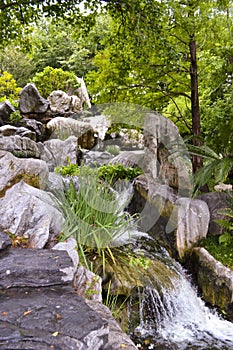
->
[191,247,233,320]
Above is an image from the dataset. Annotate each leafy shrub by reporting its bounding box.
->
[32,66,80,97]
[55,163,143,183]
[106,145,120,156]
[0,71,21,100]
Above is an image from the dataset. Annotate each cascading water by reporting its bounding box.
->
[132,256,233,350]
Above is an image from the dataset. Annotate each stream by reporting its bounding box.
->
[130,253,233,350]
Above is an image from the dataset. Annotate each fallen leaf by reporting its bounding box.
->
[121,344,126,348]
[52,331,59,337]
[56,313,61,319]
[1,312,7,316]
[23,310,32,316]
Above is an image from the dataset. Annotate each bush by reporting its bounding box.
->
[0,71,21,100]
[31,66,80,97]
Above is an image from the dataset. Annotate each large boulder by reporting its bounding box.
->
[0,150,48,197]
[41,136,78,170]
[19,83,49,115]
[191,247,233,320]
[47,117,96,149]
[144,113,192,195]
[128,174,210,259]
[0,181,64,248]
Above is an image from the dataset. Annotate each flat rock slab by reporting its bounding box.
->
[0,248,74,289]
[0,286,108,349]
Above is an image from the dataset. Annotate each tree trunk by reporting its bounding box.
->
[189,35,203,173]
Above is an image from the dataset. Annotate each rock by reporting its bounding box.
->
[174,198,210,259]
[128,174,210,259]
[45,172,66,192]
[47,117,96,149]
[70,94,83,112]
[48,90,71,113]
[0,124,17,136]
[15,126,37,141]
[0,135,43,158]
[23,118,48,142]
[191,247,233,320]
[0,151,48,196]
[84,150,115,166]
[0,232,11,250]
[0,181,64,248]
[41,136,78,170]
[197,192,232,236]
[0,285,109,350]
[144,113,192,195]
[87,300,138,350]
[0,248,74,289]
[214,183,233,192]
[53,238,79,281]
[19,83,49,115]
[0,101,15,125]
[74,265,102,302]
[83,114,111,140]
[110,150,146,168]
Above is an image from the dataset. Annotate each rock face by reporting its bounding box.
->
[144,113,192,195]
[0,101,15,125]
[198,192,232,236]
[0,247,137,350]
[41,136,78,170]
[19,83,49,115]
[129,174,210,259]
[0,181,64,248]
[48,90,83,113]
[0,151,48,196]
[191,247,233,320]
[47,117,96,149]
[0,135,43,158]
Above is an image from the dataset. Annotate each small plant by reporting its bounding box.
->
[106,145,120,156]
[54,166,137,271]
[32,66,80,98]
[9,110,22,125]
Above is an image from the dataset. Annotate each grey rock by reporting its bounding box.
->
[41,135,78,171]
[15,126,37,141]
[0,248,74,289]
[0,285,109,350]
[19,83,49,114]
[0,134,43,158]
[0,232,11,250]
[110,150,145,168]
[0,101,15,125]
[45,172,65,192]
[0,181,64,248]
[74,265,102,302]
[53,238,79,282]
[84,150,114,166]
[23,118,48,142]
[47,117,96,149]
[0,150,48,196]
[48,90,71,113]
[191,247,233,320]
[197,192,232,236]
[0,124,17,136]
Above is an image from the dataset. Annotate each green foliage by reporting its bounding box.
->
[105,145,120,156]
[55,163,143,183]
[0,71,21,100]
[55,166,135,255]
[9,111,22,125]
[187,144,233,193]
[31,66,80,98]
[201,236,233,269]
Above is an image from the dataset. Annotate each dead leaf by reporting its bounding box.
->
[56,313,61,319]
[52,331,59,337]
[1,312,7,316]
[23,310,32,316]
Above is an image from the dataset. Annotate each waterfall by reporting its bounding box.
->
[133,261,233,350]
